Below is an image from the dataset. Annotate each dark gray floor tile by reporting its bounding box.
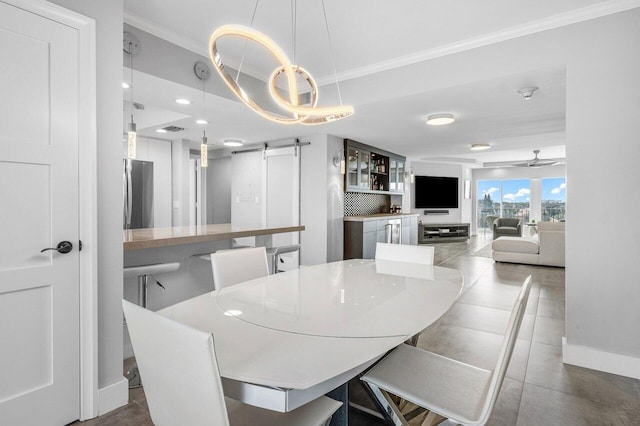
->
[457,281,540,315]
[538,284,565,301]
[486,378,524,426]
[417,323,530,381]
[517,383,640,426]
[537,297,565,319]
[532,316,565,346]
[75,402,152,426]
[525,342,640,408]
[438,302,535,340]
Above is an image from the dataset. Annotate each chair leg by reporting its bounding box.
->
[420,411,447,426]
[362,381,410,426]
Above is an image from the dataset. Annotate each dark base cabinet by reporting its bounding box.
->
[344,216,418,260]
[418,223,470,243]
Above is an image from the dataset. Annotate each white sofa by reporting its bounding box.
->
[491,222,565,267]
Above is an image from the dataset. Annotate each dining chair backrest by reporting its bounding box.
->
[122,300,230,426]
[375,242,435,265]
[210,246,270,291]
[476,275,532,425]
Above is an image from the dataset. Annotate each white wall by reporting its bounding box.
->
[562,11,640,370]
[326,135,345,262]
[49,0,124,395]
[122,136,172,227]
[408,161,467,224]
[171,139,191,226]
[300,134,330,265]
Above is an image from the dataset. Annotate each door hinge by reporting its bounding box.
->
[79,240,83,251]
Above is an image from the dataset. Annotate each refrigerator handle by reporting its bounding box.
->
[123,159,132,229]
[127,162,133,229]
[123,160,128,229]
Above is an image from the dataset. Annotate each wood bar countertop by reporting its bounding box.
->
[123,224,305,251]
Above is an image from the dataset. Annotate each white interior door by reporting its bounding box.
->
[263,147,300,271]
[0,3,80,425]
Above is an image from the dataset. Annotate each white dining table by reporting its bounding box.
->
[158,259,463,421]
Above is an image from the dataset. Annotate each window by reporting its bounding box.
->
[501,179,530,223]
[477,180,501,232]
[541,177,566,222]
[477,179,531,232]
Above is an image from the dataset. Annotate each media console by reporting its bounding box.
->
[418,223,470,243]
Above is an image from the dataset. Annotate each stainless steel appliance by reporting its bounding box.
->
[123,158,154,229]
[385,219,401,244]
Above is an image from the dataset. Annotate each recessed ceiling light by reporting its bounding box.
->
[156,128,168,133]
[122,82,130,89]
[470,143,491,151]
[223,139,243,147]
[175,98,191,105]
[196,119,208,125]
[426,113,455,126]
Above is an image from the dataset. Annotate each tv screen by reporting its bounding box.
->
[414,176,459,208]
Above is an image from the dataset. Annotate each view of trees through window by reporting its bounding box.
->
[477,179,530,232]
[541,177,566,222]
[477,177,565,233]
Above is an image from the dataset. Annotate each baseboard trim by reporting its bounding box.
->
[562,337,640,379]
[98,377,128,416]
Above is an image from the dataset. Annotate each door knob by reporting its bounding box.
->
[41,241,73,254]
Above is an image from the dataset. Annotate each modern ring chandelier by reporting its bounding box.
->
[208,1,353,125]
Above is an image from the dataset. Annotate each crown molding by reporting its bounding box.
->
[124,12,267,83]
[124,12,207,57]
[317,0,640,85]
[125,0,640,86]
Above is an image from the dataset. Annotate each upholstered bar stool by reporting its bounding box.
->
[123,261,180,388]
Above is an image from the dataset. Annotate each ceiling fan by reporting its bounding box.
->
[513,150,558,167]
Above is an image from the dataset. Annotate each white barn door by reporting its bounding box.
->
[0,2,81,424]
[263,147,300,272]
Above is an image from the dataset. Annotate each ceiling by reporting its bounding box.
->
[122,0,634,166]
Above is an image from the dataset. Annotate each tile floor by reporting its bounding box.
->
[76,236,640,425]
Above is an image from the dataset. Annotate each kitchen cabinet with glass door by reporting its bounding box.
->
[346,146,371,191]
[344,139,405,194]
[388,157,405,193]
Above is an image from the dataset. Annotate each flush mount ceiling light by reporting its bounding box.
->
[175,98,191,105]
[426,113,455,126]
[208,0,353,125]
[470,143,491,151]
[517,87,539,101]
[196,119,208,125]
[223,139,244,147]
[122,82,130,89]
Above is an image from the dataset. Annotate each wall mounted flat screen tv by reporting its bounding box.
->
[414,176,459,208]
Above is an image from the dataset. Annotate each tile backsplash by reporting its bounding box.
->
[344,192,390,216]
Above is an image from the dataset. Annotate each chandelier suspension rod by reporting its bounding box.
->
[321,0,344,106]
[235,0,260,83]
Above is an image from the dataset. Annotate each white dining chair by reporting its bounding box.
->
[361,275,532,426]
[210,246,270,291]
[375,242,435,265]
[122,300,342,426]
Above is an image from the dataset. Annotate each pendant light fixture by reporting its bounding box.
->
[208,0,353,125]
[123,32,140,159]
[195,62,211,168]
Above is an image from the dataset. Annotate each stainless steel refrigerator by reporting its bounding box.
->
[123,158,154,229]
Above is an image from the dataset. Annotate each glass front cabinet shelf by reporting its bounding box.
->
[344,139,406,194]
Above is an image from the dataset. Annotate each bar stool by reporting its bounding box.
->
[123,261,180,388]
[265,244,301,274]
